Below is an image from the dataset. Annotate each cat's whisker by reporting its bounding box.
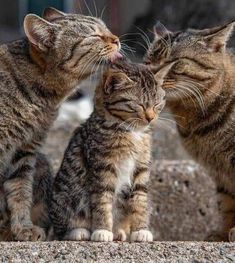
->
[83,0,94,17]
[135,26,151,48]
[92,0,98,17]
[100,5,107,19]
[159,117,185,130]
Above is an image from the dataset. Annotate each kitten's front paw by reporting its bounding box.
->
[91,229,113,242]
[130,229,153,242]
[65,228,90,241]
[14,225,46,241]
[114,229,127,241]
[229,227,235,242]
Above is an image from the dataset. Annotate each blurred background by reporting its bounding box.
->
[0,0,234,241]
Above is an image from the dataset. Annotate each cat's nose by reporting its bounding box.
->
[145,108,155,123]
[110,36,120,48]
[146,115,155,123]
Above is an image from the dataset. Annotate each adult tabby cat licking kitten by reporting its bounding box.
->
[51,60,172,242]
[0,7,121,241]
[146,21,235,241]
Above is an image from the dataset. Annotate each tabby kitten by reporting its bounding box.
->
[51,60,172,242]
[146,21,235,241]
[0,7,121,241]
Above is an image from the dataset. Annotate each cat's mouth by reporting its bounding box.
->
[109,51,123,63]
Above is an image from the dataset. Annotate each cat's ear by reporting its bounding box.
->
[202,21,235,52]
[153,21,172,40]
[154,62,175,86]
[43,7,66,22]
[103,70,134,95]
[24,14,58,52]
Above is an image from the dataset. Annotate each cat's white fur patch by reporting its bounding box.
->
[131,130,144,141]
[65,228,90,241]
[130,230,153,242]
[91,229,113,242]
[115,157,135,194]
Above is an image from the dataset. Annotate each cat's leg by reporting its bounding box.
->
[4,147,46,241]
[129,168,153,242]
[31,152,53,239]
[90,164,117,242]
[206,188,235,242]
[218,189,235,242]
[51,139,91,241]
[113,189,132,241]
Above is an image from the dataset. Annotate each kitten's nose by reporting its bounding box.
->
[145,109,155,123]
[146,115,155,123]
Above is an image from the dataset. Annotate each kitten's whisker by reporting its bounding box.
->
[159,117,185,129]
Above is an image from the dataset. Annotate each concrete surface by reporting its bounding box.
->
[0,242,234,263]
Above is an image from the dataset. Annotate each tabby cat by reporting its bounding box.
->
[0,7,121,241]
[50,60,173,242]
[146,21,235,241]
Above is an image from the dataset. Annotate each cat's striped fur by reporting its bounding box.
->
[146,21,235,241]
[50,60,171,242]
[0,7,120,241]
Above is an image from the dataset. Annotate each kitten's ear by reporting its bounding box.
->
[24,14,58,52]
[153,21,172,40]
[154,62,175,86]
[43,7,66,22]
[104,70,134,95]
[202,21,235,52]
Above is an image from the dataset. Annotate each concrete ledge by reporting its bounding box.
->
[0,242,234,263]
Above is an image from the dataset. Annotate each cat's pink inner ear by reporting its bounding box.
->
[24,14,55,51]
[43,7,66,22]
[203,21,235,52]
[153,21,172,40]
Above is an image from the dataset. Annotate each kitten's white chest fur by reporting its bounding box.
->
[115,157,135,194]
[115,130,145,194]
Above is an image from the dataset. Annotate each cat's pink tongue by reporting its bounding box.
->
[110,52,123,63]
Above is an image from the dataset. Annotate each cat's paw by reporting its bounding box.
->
[65,228,91,241]
[91,229,113,242]
[229,227,235,242]
[13,225,46,241]
[130,229,153,242]
[114,229,127,241]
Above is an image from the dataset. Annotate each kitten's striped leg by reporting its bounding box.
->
[91,165,117,242]
[113,190,132,241]
[129,167,153,242]
[4,148,46,241]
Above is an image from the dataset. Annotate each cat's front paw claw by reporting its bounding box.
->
[14,225,46,241]
[65,228,90,241]
[91,229,113,242]
[130,229,153,242]
[229,227,235,242]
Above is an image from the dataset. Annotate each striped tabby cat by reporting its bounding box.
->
[146,21,235,241]
[51,60,172,242]
[0,7,121,241]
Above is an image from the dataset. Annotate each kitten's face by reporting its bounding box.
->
[96,60,172,131]
[145,22,235,105]
[24,7,121,77]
